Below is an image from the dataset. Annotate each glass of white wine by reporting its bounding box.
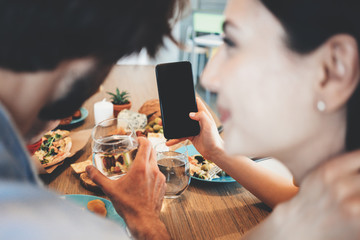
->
[92,118,138,180]
[155,141,190,198]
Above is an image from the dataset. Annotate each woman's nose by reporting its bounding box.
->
[200,48,223,92]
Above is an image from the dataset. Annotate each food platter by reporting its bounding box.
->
[34,129,72,168]
[59,107,88,126]
[194,174,236,183]
[176,145,236,183]
[70,107,88,125]
[62,194,126,227]
[72,107,88,124]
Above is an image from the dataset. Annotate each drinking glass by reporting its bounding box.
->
[92,118,138,180]
[155,141,191,198]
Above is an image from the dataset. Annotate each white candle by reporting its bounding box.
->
[94,98,114,125]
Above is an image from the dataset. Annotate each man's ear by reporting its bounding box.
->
[316,34,359,112]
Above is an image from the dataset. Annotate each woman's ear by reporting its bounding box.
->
[316,34,359,112]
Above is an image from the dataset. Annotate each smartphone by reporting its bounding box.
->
[155,61,200,139]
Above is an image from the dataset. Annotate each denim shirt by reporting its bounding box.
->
[0,104,40,183]
[0,103,129,239]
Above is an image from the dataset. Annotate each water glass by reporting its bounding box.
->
[155,141,190,198]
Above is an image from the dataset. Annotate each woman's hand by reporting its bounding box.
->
[86,137,170,240]
[245,150,360,240]
[167,97,224,160]
[284,150,360,239]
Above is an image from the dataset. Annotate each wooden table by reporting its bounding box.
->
[40,64,270,240]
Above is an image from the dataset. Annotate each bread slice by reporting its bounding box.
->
[80,172,100,191]
[71,159,92,174]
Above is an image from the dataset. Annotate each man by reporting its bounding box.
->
[0,0,184,239]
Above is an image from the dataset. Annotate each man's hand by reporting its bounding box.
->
[167,97,224,161]
[86,137,171,240]
[244,150,360,240]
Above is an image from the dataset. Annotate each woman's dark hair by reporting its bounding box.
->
[0,0,187,72]
[260,0,360,151]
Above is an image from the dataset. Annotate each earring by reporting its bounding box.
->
[317,100,326,112]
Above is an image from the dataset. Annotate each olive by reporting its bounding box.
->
[194,155,205,164]
[153,124,162,131]
[154,117,162,124]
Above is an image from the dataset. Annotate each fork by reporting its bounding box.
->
[208,165,222,180]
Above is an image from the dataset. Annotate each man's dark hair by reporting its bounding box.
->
[0,0,186,72]
[260,0,360,151]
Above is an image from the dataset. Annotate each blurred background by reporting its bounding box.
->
[117,0,228,117]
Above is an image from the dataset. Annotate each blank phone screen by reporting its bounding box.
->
[156,61,200,139]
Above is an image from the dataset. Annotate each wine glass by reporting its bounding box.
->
[92,118,138,180]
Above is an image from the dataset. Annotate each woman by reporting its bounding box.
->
[169,0,360,238]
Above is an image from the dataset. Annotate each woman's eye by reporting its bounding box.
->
[223,37,236,48]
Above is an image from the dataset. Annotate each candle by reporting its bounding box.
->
[94,99,114,125]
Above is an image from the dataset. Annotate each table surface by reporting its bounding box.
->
[40,64,270,240]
